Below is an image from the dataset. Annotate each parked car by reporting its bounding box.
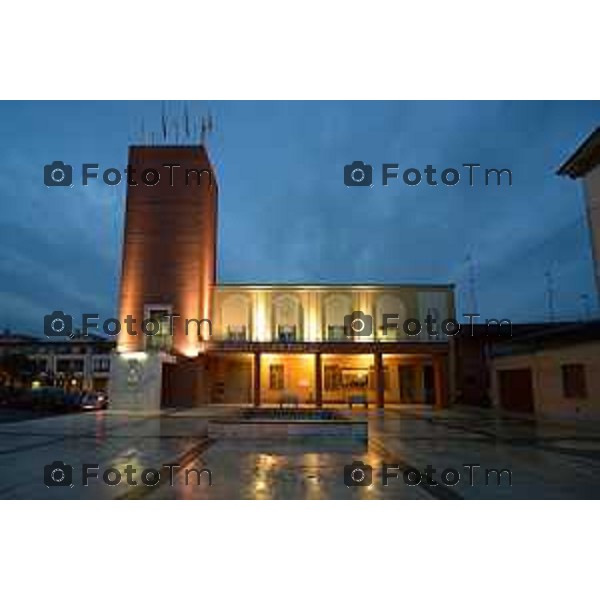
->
[63,391,85,411]
[80,392,109,411]
[30,387,77,411]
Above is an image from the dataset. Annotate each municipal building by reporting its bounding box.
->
[109,145,456,410]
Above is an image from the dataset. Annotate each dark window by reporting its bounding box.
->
[227,326,247,341]
[561,364,587,399]
[32,358,49,373]
[93,358,111,372]
[56,359,84,373]
[269,365,284,390]
[277,325,296,342]
[327,325,345,341]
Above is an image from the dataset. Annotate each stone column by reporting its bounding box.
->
[253,352,261,407]
[433,355,448,409]
[315,353,322,407]
[375,352,384,408]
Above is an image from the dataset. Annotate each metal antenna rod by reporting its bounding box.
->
[580,293,591,321]
[466,253,479,315]
[200,115,207,146]
[161,101,168,142]
[184,102,190,141]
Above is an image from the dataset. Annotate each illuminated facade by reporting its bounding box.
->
[110,145,455,411]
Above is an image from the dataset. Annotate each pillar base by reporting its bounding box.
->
[108,352,167,412]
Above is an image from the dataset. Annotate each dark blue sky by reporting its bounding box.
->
[1,100,599,335]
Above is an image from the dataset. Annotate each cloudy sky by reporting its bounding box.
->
[1,100,599,335]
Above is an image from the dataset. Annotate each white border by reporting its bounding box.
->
[0,1,597,99]
[1,501,597,599]
[2,2,598,596]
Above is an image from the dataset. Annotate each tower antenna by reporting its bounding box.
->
[184,103,190,141]
[466,252,479,315]
[580,293,591,321]
[200,116,207,145]
[161,101,168,142]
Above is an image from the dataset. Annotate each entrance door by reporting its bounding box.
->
[423,365,435,404]
[497,368,534,413]
[211,356,253,404]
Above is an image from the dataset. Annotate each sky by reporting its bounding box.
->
[0,100,599,336]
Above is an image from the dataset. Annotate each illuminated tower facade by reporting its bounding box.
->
[110,145,217,411]
[117,145,217,357]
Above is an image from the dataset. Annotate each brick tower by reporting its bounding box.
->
[110,145,217,410]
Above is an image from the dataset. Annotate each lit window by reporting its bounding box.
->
[324,365,342,391]
[145,307,173,351]
[269,365,284,390]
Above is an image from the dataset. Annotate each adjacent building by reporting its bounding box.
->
[490,321,600,419]
[0,330,113,392]
[485,127,600,420]
[558,126,600,302]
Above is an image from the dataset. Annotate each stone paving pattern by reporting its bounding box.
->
[1,407,600,499]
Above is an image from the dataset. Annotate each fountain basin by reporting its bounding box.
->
[208,408,368,441]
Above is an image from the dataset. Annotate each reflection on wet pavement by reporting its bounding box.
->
[1,407,600,499]
[151,440,431,500]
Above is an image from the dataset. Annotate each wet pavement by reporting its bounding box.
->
[1,406,600,499]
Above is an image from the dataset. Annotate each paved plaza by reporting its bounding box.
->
[1,407,600,499]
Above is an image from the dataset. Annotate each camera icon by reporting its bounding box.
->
[344,310,373,338]
[44,310,73,338]
[44,461,74,488]
[344,461,373,487]
[344,161,373,187]
[44,161,73,187]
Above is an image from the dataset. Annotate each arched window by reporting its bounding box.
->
[272,294,303,342]
[322,293,352,340]
[220,294,252,340]
[375,294,407,340]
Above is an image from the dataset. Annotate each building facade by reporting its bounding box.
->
[490,322,600,420]
[0,331,113,392]
[109,144,456,411]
